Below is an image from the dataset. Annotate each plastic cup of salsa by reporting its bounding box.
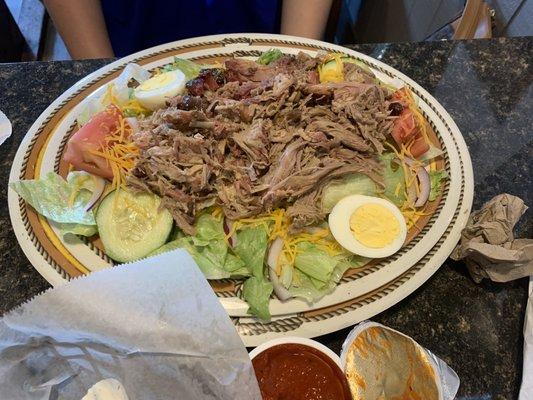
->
[249,337,352,400]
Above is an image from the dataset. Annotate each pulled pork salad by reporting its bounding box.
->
[12,50,448,319]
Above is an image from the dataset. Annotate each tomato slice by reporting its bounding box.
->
[410,133,430,158]
[391,108,429,158]
[391,109,417,144]
[63,105,121,179]
[392,87,410,102]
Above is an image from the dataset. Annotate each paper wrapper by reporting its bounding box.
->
[0,250,261,399]
[451,193,533,283]
[519,277,533,400]
[340,321,459,400]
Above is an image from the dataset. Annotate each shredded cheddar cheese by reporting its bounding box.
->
[122,98,150,116]
[318,53,345,83]
[87,109,139,192]
[102,84,119,105]
[401,202,431,229]
[211,206,224,220]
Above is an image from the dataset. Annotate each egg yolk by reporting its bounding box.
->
[137,72,175,91]
[349,203,400,248]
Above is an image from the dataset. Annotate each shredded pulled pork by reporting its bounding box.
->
[128,53,394,235]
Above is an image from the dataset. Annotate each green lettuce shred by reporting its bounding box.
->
[233,225,272,318]
[380,152,406,207]
[257,49,283,65]
[223,253,248,276]
[321,173,377,213]
[162,57,207,80]
[429,170,448,201]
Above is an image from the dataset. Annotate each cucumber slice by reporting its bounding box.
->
[96,189,173,262]
[341,57,374,75]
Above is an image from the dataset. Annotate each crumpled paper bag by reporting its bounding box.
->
[451,193,532,282]
[0,249,261,399]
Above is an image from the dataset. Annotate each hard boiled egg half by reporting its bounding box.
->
[134,69,186,110]
[329,195,407,258]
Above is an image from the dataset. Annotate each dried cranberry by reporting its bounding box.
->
[389,102,404,116]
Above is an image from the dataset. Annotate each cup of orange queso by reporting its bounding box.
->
[249,322,460,400]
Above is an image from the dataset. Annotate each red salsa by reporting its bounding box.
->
[252,343,352,400]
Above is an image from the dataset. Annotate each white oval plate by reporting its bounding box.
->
[8,34,473,346]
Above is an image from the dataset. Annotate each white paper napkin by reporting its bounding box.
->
[0,250,261,399]
[0,109,12,145]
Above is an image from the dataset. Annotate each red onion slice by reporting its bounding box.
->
[407,184,417,206]
[414,167,430,207]
[267,237,284,270]
[85,176,106,211]
[267,237,292,301]
[269,267,292,301]
[404,157,431,207]
[223,218,237,247]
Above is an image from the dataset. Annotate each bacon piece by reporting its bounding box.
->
[186,68,226,96]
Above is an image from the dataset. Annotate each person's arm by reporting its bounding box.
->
[43,0,114,59]
[280,0,333,40]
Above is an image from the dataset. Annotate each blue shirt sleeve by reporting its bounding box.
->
[101,0,281,56]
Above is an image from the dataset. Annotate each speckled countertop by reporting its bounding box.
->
[0,37,531,399]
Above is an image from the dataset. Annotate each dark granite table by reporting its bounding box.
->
[0,37,531,399]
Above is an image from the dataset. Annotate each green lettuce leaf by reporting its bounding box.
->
[294,242,338,283]
[234,226,268,278]
[224,253,248,276]
[151,236,231,279]
[334,256,369,279]
[290,244,369,303]
[257,49,283,65]
[10,171,98,237]
[56,222,97,237]
[322,173,377,212]
[429,170,448,201]
[243,276,273,320]
[150,214,255,279]
[150,214,234,279]
[196,213,225,241]
[162,57,207,80]
[380,152,406,207]
[289,269,328,303]
[149,238,183,257]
